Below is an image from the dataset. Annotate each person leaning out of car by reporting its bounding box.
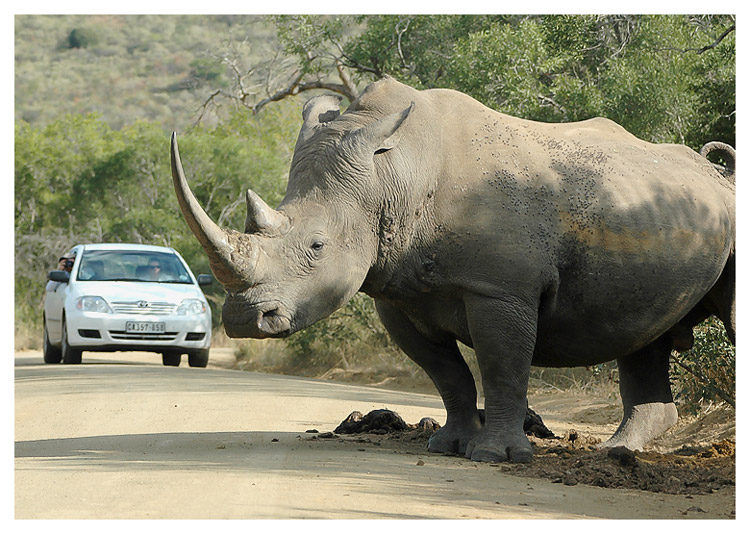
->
[46,252,75,292]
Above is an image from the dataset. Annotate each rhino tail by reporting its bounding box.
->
[700,141,735,182]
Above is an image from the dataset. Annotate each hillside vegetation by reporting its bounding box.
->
[15,15,735,411]
[15,15,279,129]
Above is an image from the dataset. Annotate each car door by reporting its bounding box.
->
[43,247,78,343]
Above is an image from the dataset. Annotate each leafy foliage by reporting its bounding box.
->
[283,294,404,373]
[670,318,735,413]
[66,27,99,49]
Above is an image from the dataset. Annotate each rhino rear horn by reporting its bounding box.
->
[244,189,290,235]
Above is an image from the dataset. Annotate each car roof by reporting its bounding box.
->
[77,243,177,254]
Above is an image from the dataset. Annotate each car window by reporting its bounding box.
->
[77,250,193,284]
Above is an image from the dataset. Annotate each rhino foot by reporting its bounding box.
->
[465,431,533,463]
[601,402,678,451]
[427,417,482,455]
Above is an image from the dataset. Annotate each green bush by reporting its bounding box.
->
[278,294,415,374]
[233,294,433,388]
[670,318,735,413]
[66,27,99,49]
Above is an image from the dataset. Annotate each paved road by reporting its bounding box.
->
[14,349,734,519]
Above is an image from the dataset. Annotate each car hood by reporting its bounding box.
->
[73,281,206,304]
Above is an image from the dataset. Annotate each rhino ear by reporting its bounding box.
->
[295,94,343,148]
[350,102,415,155]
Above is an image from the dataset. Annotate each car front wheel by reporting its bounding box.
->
[61,317,82,364]
[188,349,209,368]
[162,352,181,366]
[43,320,62,364]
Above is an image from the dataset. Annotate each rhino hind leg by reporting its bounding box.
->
[707,250,735,344]
[374,300,483,455]
[606,250,735,451]
[603,335,677,451]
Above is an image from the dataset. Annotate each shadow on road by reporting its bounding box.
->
[16,430,325,470]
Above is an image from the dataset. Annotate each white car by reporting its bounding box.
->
[43,243,213,367]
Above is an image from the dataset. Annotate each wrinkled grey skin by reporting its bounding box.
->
[171,77,735,463]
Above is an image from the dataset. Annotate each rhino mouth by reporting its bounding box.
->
[222,300,293,339]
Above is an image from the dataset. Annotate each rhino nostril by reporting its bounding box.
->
[256,307,291,337]
[262,309,280,323]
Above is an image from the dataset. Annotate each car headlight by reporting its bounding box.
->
[76,296,112,314]
[177,298,207,315]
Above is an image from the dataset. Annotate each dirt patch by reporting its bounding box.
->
[651,404,736,452]
[510,435,735,495]
[315,409,735,497]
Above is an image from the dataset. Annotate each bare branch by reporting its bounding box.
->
[249,65,359,115]
[655,24,735,55]
[610,20,632,58]
[340,56,381,76]
[335,59,358,100]
[217,192,244,227]
[671,353,735,408]
[224,56,254,98]
[693,24,735,54]
[396,18,413,73]
[196,89,233,124]
[251,70,304,113]
[294,79,354,100]
[538,94,564,112]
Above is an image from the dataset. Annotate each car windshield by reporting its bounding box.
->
[76,250,193,284]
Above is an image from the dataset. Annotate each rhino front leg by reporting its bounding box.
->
[463,294,537,463]
[603,335,678,451]
[375,300,482,455]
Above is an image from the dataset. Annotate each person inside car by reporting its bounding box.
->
[79,260,104,280]
[146,258,164,281]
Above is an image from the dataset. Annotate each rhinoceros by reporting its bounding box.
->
[170,76,735,463]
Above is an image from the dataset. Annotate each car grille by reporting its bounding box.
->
[109,330,179,341]
[111,301,177,315]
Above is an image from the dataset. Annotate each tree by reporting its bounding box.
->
[197,15,359,122]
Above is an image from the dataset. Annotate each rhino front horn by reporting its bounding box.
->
[170,132,254,290]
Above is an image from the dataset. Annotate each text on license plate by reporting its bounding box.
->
[126,321,165,333]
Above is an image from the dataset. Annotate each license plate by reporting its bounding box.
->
[126,321,165,333]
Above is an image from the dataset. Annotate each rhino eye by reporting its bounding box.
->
[311,241,325,252]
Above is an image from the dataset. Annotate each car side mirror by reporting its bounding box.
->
[197,274,213,287]
[48,270,70,283]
